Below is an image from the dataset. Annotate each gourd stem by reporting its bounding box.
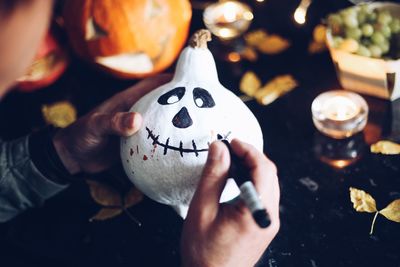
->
[189,29,211,49]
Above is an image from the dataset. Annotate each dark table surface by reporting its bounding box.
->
[0,0,399,266]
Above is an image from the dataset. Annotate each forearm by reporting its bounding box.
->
[0,129,69,222]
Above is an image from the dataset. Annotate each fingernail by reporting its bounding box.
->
[208,142,224,161]
[124,113,133,129]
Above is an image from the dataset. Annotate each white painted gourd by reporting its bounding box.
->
[121,29,263,218]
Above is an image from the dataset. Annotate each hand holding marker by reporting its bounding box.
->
[222,139,271,228]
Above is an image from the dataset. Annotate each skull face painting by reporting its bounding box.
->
[121,30,263,217]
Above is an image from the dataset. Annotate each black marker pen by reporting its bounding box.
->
[222,140,271,228]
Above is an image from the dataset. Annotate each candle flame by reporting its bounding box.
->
[294,7,306,25]
[323,96,359,121]
[222,2,238,23]
[294,0,312,25]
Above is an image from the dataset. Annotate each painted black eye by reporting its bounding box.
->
[158,87,186,105]
[193,87,215,108]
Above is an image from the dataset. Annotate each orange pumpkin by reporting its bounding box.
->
[63,0,192,79]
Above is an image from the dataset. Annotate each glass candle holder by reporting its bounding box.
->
[313,132,366,169]
[203,1,253,41]
[311,90,369,139]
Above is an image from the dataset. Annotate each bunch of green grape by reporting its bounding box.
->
[327,4,400,59]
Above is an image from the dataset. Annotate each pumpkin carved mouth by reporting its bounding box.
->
[145,127,230,157]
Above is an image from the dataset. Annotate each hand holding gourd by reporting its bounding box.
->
[53,74,172,174]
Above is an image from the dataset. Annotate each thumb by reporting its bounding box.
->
[91,112,142,137]
[188,141,230,221]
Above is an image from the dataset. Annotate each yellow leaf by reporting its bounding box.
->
[370,140,400,155]
[379,199,400,223]
[239,71,262,97]
[256,35,291,55]
[42,101,77,128]
[124,187,143,208]
[244,29,269,47]
[86,180,122,207]
[244,29,290,55]
[254,75,298,105]
[90,208,122,221]
[87,181,143,223]
[349,187,377,213]
[313,24,327,44]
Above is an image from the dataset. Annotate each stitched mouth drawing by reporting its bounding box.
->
[145,127,231,157]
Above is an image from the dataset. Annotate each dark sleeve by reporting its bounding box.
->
[0,129,71,222]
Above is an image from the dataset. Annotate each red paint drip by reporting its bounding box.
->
[143,155,148,160]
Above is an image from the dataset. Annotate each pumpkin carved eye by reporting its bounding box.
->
[85,17,108,41]
[158,87,186,105]
[193,87,215,108]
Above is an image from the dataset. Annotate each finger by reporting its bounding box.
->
[119,112,143,136]
[230,139,277,195]
[230,139,280,225]
[90,112,142,137]
[120,73,173,110]
[188,141,230,222]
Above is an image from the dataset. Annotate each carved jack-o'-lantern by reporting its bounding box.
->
[63,0,192,78]
[120,30,263,217]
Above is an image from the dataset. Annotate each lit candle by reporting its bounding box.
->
[311,90,369,139]
[203,1,253,40]
[322,95,359,121]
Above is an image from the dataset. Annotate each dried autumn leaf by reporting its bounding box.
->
[42,101,77,128]
[379,199,400,223]
[87,181,143,222]
[244,29,269,47]
[87,180,122,207]
[349,187,400,235]
[240,71,262,97]
[254,75,298,105]
[257,35,291,55]
[349,187,377,213]
[370,140,400,155]
[124,187,143,208]
[313,24,327,44]
[350,187,378,235]
[90,208,122,221]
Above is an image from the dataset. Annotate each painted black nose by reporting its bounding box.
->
[172,107,193,128]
